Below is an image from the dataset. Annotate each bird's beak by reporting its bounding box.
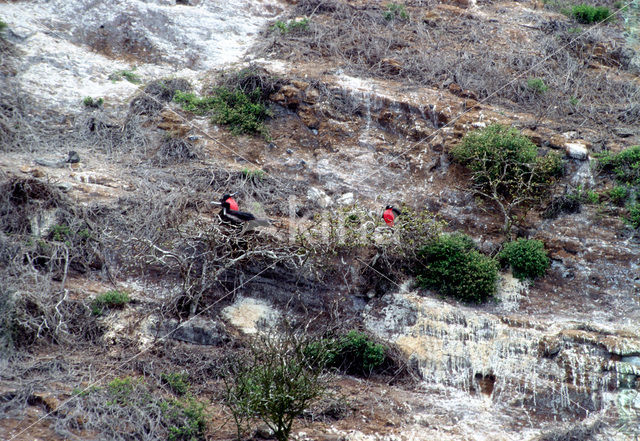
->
[211,201,222,206]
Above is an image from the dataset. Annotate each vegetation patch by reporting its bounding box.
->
[596,145,640,228]
[498,238,550,280]
[174,85,271,138]
[305,330,387,376]
[271,17,310,33]
[527,77,549,94]
[383,3,409,21]
[568,4,611,23]
[609,185,628,206]
[173,91,217,115]
[61,376,207,441]
[222,332,327,441]
[82,96,104,108]
[109,68,142,84]
[91,290,130,316]
[452,124,563,234]
[241,167,265,181]
[597,145,640,187]
[416,233,498,303]
[161,372,190,396]
[627,203,640,229]
[210,87,272,138]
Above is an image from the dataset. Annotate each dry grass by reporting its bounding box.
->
[256,0,639,138]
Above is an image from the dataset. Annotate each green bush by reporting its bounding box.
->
[384,3,409,21]
[452,124,563,233]
[596,146,640,224]
[51,224,71,242]
[498,238,550,280]
[306,331,387,376]
[174,87,271,138]
[627,203,640,229]
[609,185,628,205]
[162,372,190,396]
[336,331,386,375]
[596,146,640,187]
[452,124,562,198]
[271,18,310,33]
[173,90,217,115]
[109,68,141,84]
[570,4,611,23]
[222,333,327,441]
[416,233,498,303]
[585,189,599,204]
[92,290,130,316]
[0,19,8,34]
[527,77,549,94]
[210,86,271,137]
[166,397,207,441]
[83,96,104,108]
[241,167,265,181]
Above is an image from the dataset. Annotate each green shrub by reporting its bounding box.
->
[51,224,71,242]
[596,145,640,187]
[452,124,562,197]
[585,189,599,204]
[0,19,7,34]
[527,77,549,94]
[173,90,217,115]
[162,372,190,396]
[109,68,141,84]
[241,167,265,181]
[271,18,310,33]
[166,397,207,441]
[222,333,327,441]
[451,124,563,233]
[627,203,640,229]
[107,377,136,405]
[83,96,104,108]
[570,4,611,23]
[609,185,628,205]
[174,87,271,138]
[336,331,386,375]
[416,233,498,303]
[210,86,271,137]
[384,3,409,20]
[596,146,640,224]
[306,331,387,376]
[498,238,550,280]
[92,290,130,316]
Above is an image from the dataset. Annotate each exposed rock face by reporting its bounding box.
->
[364,287,640,421]
[565,142,589,160]
[153,317,228,345]
[221,297,280,335]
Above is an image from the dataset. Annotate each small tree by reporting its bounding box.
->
[451,124,563,236]
[222,331,328,441]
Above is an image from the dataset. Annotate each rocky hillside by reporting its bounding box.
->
[1,0,639,440]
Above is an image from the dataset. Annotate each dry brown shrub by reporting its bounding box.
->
[256,0,638,138]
